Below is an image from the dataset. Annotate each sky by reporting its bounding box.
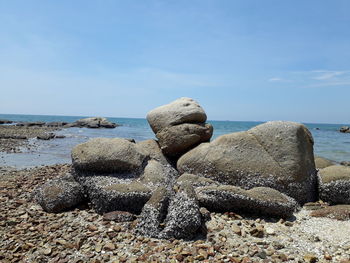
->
[0,0,349,124]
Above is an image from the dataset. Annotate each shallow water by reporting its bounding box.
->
[0,114,349,168]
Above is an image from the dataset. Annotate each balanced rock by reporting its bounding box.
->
[315,156,334,169]
[318,165,350,204]
[196,185,299,218]
[178,121,317,204]
[136,186,171,238]
[147,98,213,157]
[159,182,202,239]
[34,174,85,213]
[72,138,147,174]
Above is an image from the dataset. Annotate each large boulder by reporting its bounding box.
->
[71,138,147,174]
[156,123,213,157]
[34,174,85,213]
[159,182,202,239]
[147,98,213,157]
[147,97,207,134]
[178,121,317,204]
[318,165,350,204]
[81,176,152,214]
[315,156,334,169]
[196,185,299,218]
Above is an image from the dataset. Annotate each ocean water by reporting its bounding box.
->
[0,114,349,168]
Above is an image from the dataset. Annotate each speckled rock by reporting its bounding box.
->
[178,121,317,204]
[197,185,299,218]
[71,138,147,174]
[80,176,152,214]
[315,156,334,169]
[310,205,350,221]
[156,123,213,157]
[159,183,202,239]
[318,165,350,204]
[135,186,171,237]
[34,174,85,213]
[147,97,207,134]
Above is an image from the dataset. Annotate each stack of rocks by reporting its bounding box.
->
[35,97,350,240]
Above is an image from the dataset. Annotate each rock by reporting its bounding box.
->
[147,97,207,134]
[159,182,202,239]
[176,173,219,188]
[45,122,68,127]
[318,165,350,204]
[135,186,171,237]
[315,156,334,169]
[156,123,213,157]
[16,121,45,127]
[34,174,85,213]
[341,161,350,166]
[178,121,317,204]
[340,126,350,133]
[139,159,179,189]
[70,117,118,128]
[136,139,170,165]
[81,176,152,214]
[303,253,318,263]
[310,205,350,221]
[71,138,147,174]
[103,211,136,222]
[0,119,13,124]
[196,185,299,218]
[37,133,55,140]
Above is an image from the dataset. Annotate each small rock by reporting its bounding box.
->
[265,227,275,235]
[304,253,318,263]
[231,224,241,235]
[104,242,115,251]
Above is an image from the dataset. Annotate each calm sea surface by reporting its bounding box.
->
[0,114,349,167]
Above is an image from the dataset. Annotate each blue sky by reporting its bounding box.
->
[0,1,349,123]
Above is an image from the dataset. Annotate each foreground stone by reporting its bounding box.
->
[197,185,299,218]
[318,165,350,205]
[159,183,202,239]
[34,174,85,213]
[315,156,334,169]
[72,138,147,174]
[178,121,317,204]
[135,187,171,238]
[147,98,213,157]
[310,205,350,221]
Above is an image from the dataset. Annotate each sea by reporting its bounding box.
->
[0,114,349,168]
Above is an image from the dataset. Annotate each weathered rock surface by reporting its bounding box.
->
[197,185,299,218]
[159,183,202,239]
[176,173,219,188]
[81,176,152,214]
[156,123,213,157]
[340,126,350,133]
[34,174,85,213]
[315,156,334,169]
[0,119,13,124]
[72,138,147,174]
[178,121,317,204]
[310,205,350,221]
[147,98,213,158]
[136,186,171,237]
[318,165,350,204]
[147,97,207,134]
[37,133,55,140]
[136,139,170,165]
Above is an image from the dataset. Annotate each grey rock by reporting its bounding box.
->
[340,126,350,133]
[176,173,219,188]
[81,176,152,214]
[156,123,213,157]
[196,185,299,218]
[159,182,202,239]
[135,186,171,238]
[37,133,55,140]
[178,121,317,204]
[16,121,45,127]
[103,211,136,222]
[71,138,147,174]
[34,174,85,213]
[45,122,68,127]
[0,119,13,124]
[340,161,350,166]
[315,156,334,169]
[318,165,350,204]
[147,97,207,134]
[136,139,170,165]
[70,117,118,129]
